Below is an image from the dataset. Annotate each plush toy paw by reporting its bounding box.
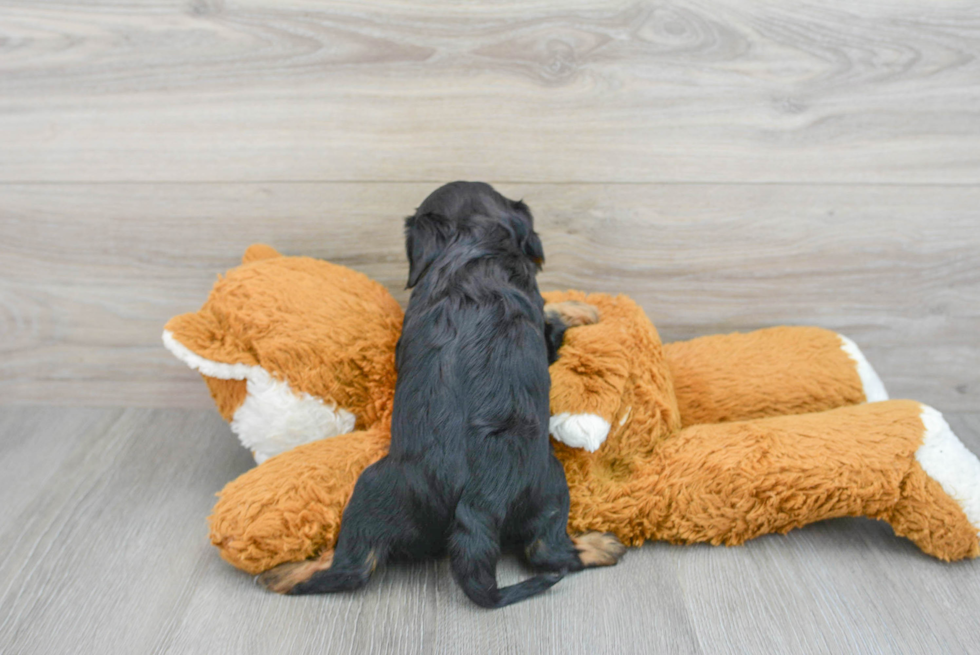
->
[549,413,611,452]
[916,405,980,536]
[573,532,627,567]
[544,299,616,452]
[544,300,600,327]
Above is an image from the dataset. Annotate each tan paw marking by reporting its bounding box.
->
[365,549,379,574]
[544,301,600,327]
[573,532,626,567]
[256,550,334,594]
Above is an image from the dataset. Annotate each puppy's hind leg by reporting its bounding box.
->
[524,456,626,573]
[257,548,336,594]
[257,457,406,595]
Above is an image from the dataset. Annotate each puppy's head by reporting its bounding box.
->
[405,181,544,288]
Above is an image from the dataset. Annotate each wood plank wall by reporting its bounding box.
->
[2,1,978,411]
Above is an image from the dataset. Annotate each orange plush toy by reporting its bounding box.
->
[164,245,980,575]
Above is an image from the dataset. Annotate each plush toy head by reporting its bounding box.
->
[163,245,402,463]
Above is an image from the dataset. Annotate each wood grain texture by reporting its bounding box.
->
[3,2,978,651]
[2,182,978,410]
[1,408,979,654]
[1,1,979,183]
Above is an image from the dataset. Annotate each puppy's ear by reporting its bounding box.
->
[405,212,452,288]
[510,201,544,268]
[523,230,544,268]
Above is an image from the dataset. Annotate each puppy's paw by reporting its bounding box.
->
[256,551,334,594]
[544,300,599,327]
[573,532,627,568]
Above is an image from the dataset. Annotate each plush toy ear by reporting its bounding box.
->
[163,311,256,423]
[162,310,258,377]
[164,308,360,462]
[242,244,282,264]
[405,212,454,288]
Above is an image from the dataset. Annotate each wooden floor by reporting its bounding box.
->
[0,406,978,655]
[3,1,980,653]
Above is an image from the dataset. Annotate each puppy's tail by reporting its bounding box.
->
[453,567,564,609]
[450,504,564,609]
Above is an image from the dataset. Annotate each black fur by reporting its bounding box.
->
[289,181,594,608]
[544,314,570,364]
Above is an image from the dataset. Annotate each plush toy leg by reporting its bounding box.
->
[646,400,980,560]
[663,326,888,427]
[208,428,389,574]
[893,406,980,560]
[560,400,980,561]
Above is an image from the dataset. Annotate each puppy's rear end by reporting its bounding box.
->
[259,182,625,607]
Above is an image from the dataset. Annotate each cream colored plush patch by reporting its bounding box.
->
[838,334,889,402]
[917,405,980,534]
[549,412,611,452]
[163,330,355,463]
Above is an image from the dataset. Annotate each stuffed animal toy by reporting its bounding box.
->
[164,245,980,575]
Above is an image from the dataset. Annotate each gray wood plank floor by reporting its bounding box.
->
[2,406,979,654]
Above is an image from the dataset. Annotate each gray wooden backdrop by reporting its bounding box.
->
[2,1,978,411]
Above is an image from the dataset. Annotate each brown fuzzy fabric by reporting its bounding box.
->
[209,428,390,573]
[544,290,681,437]
[665,327,867,427]
[165,246,402,430]
[162,246,979,573]
[563,400,977,560]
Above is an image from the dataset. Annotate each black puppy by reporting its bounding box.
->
[259,181,624,607]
